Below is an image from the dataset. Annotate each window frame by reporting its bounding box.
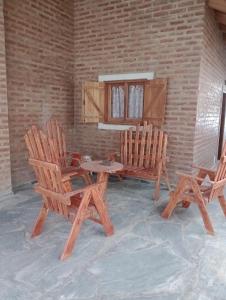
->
[104,79,147,124]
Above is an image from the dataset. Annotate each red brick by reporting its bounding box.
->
[4,0,74,187]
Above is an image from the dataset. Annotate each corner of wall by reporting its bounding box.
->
[193,3,226,168]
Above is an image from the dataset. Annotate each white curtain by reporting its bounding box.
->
[111,86,124,118]
[128,85,143,119]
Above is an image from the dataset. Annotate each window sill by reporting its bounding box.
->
[98,123,135,131]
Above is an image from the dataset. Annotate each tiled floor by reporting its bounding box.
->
[1,178,226,300]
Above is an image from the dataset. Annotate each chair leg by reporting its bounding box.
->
[117,174,123,181]
[161,191,178,218]
[82,173,93,185]
[60,216,83,261]
[153,177,161,201]
[92,188,114,236]
[60,192,91,260]
[218,195,226,217]
[162,176,188,218]
[31,204,49,238]
[164,170,171,191]
[190,180,214,235]
[197,198,214,235]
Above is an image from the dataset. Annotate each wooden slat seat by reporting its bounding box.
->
[162,142,226,235]
[111,121,170,200]
[24,126,114,260]
[118,166,159,178]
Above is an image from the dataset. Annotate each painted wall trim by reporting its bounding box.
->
[98,123,135,131]
[98,72,155,82]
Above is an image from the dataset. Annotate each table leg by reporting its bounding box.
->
[97,172,109,201]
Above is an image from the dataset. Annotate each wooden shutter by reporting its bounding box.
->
[143,78,167,126]
[82,81,105,123]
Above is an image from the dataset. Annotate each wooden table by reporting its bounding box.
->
[80,160,123,199]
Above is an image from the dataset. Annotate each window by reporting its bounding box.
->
[82,78,167,127]
[105,80,146,124]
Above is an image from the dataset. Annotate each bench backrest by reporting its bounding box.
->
[120,122,168,169]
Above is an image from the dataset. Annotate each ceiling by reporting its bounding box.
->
[208,0,226,35]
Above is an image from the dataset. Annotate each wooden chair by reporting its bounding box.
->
[24,126,114,260]
[110,122,170,200]
[46,118,92,184]
[162,142,226,235]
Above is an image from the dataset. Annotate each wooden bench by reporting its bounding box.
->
[110,122,170,200]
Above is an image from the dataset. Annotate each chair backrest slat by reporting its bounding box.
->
[138,123,147,167]
[144,124,153,168]
[121,122,167,169]
[157,130,163,163]
[46,118,67,168]
[134,124,140,167]
[151,128,158,168]
[124,130,128,165]
[128,127,133,165]
[27,127,39,159]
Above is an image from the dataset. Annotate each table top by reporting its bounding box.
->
[81,160,123,173]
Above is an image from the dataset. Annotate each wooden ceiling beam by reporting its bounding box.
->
[216,11,226,25]
[209,0,226,14]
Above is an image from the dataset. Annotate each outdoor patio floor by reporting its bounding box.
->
[1,177,226,300]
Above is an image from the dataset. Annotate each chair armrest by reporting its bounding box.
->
[176,171,214,184]
[191,164,216,173]
[62,175,71,183]
[62,166,80,178]
[213,178,226,189]
[65,182,104,199]
[62,151,76,160]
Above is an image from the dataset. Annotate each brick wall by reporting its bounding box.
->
[74,0,205,183]
[194,5,226,167]
[2,0,224,189]
[0,0,11,194]
[4,0,74,187]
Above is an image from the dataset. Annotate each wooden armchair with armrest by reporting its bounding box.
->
[162,142,226,234]
[24,126,114,260]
